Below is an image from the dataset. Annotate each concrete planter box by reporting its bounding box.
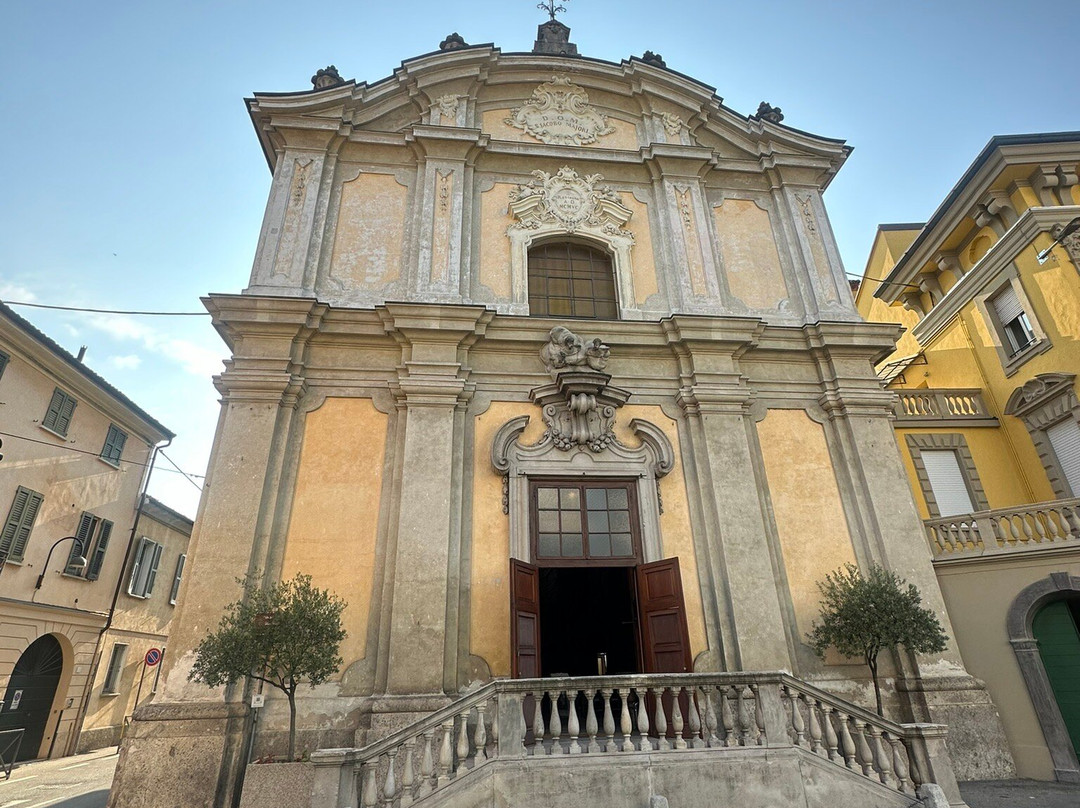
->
[239,761,314,808]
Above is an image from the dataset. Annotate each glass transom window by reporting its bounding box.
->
[531,481,638,564]
[527,242,618,320]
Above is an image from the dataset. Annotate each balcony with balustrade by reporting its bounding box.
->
[924,498,1080,560]
[892,389,998,427]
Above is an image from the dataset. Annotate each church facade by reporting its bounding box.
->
[111,22,1011,808]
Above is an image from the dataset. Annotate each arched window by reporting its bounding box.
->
[527,242,618,320]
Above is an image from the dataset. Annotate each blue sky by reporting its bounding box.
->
[1,1,1077,517]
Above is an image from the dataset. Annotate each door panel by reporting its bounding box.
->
[1033,599,1080,756]
[0,634,64,761]
[511,559,541,678]
[636,558,692,674]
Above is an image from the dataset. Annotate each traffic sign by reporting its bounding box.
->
[145,648,162,666]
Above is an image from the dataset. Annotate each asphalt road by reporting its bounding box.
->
[0,749,117,808]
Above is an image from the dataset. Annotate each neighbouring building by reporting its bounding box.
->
[855,132,1080,782]
[112,20,1014,808]
[77,495,192,752]
[0,301,174,761]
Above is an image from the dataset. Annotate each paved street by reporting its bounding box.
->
[0,749,116,808]
[960,778,1080,808]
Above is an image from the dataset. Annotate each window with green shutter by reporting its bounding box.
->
[128,537,163,597]
[67,512,99,574]
[87,520,112,580]
[63,513,113,579]
[1,487,45,562]
[42,388,78,436]
[0,350,9,381]
[100,425,127,466]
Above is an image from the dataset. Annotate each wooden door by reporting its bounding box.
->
[510,559,541,678]
[0,634,64,760]
[1033,599,1080,756]
[636,558,692,674]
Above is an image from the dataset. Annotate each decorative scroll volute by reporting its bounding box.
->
[505,75,616,146]
[508,167,633,239]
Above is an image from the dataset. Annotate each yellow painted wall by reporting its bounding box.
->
[480,109,639,151]
[713,199,788,309]
[281,398,387,674]
[479,183,515,299]
[329,172,407,287]
[621,193,658,305]
[756,409,857,638]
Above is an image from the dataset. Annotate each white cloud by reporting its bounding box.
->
[85,313,224,377]
[109,354,142,370]
[0,281,38,303]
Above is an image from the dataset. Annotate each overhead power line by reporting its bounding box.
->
[2,300,209,316]
[160,449,204,492]
[0,429,206,479]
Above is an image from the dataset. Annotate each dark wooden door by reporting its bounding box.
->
[0,634,64,761]
[510,559,541,678]
[1033,599,1080,756]
[636,558,692,674]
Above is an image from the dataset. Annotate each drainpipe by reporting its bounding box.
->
[68,436,171,755]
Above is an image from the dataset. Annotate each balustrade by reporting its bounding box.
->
[893,388,995,424]
[925,497,1080,558]
[306,672,958,808]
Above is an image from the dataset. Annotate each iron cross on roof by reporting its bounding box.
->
[538,0,567,21]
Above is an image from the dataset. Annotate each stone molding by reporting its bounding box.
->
[1006,573,1080,782]
[904,433,989,519]
[505,76,614,146]
[1005,373,1080,498]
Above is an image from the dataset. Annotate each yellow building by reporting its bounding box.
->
[113,21,1013,808]
[856,131,1080,783]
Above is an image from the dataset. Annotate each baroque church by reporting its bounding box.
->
[111,17,1013,808]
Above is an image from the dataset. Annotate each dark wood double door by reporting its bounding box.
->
[511,557,693,678]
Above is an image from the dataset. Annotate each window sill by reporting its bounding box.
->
[1003,338,1052,377]
[97,456,122,469]
[39,424,71,440]
[101,690,120,697]
[61,572,92,581]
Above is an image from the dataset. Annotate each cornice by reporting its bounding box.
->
[911,205,1080,346]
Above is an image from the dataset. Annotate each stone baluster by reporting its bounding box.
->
[456,709,471,765]
[1063,503,1080,537]
[853,719,874,777]
[738,686,752,746]
[789,689,805,745]
[807,698,823,755]
[601,689,616,752]
[547,692,562,754]
[618,690,634,752]
[870,726,893,786]
[532,692,546,753]
[489,699,499,756]
[652,687,669,751]
[752,684,765,745]
[671,688,686,749]
[687,687,703,748]
[719,686,735,747]
[419,729,435,796]
[635,688,651,751]
[702,685,720,747]
[821,704,839,762]
[383,750,398,805]
[361,761,379,808]
[890,735,911,793]
[837,712,857,769]
[567,691,582,754]
[400,738,416,806]
[437,720,454,785]
[585,689,600,753]
[474,702,488,759]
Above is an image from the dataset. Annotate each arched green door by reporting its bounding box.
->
[1033,599,1080,758]
[0,634,64,761]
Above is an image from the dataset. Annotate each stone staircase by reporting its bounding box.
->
[299,672,968,808]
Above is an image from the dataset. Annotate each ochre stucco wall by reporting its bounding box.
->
[621,194,658,305]
[281,398,387,673]
[479,183,515,299]
[330,172,407,288]
[713,199,788,310]
[756,409,857,638]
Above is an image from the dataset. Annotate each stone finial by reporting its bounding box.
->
[310,65,345,90]
[754,102,784,124]
[540,326,610,376]
[641,51,666,67]
[439,32,468,51]
[533,19,579,56]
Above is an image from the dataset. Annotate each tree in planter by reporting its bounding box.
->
[189,573,347,761]
[807,563,947,717]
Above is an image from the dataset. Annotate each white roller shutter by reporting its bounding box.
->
[1047,419,1080,497]
[991,284,1024,324]
[922,450,976,517]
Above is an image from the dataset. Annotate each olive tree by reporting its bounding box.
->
[807,563,947,716]
[189,573,347,760]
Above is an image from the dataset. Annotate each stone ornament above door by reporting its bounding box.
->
[505,75,616,146]
[508,167,633,238]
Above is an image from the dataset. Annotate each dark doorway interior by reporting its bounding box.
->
[539,566,638,677]
[0,633,64,761]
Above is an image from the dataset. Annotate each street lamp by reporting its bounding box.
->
[1036,216,1080,263]
[34,536,87,590]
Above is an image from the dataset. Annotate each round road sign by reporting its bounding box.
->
[145,648,162,666]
